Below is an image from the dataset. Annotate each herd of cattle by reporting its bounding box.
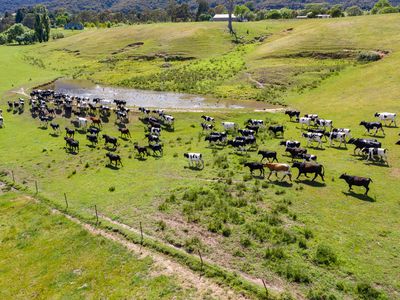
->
[2,89,399,195]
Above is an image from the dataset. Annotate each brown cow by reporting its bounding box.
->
[264,163,292,181]
[90,117,102,128]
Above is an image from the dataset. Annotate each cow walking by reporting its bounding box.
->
[339,174,372,195]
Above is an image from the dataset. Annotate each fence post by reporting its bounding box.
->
[95,205,99,226]
[11,170,15,183]
[139,222,144,253]
[198,249,204,277]
[64,193,68,210]
[35,181,38,194]
[262,279,269,299]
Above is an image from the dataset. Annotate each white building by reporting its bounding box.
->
[212,14,237,22]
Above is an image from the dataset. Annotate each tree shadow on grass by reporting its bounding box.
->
[296,179,326,187]
[342,191,375,202]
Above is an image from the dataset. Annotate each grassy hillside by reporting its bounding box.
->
[0,14,400,299]
[0,193,197,299]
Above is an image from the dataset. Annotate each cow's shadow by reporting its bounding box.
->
[50,132,60,138]
[106,164,120,170]
[185,165,204,171]
[251,174,265,180]
[296,179,326,187]
[135,156,148,161]
[104,146,117,152]
[269,180,293,187]
[329,145,348,151]
[342,191,375,202]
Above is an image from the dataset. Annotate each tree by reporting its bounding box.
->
[176,4,191,22]
[167,0,178,22]
[214,4,226,14]
[303,3,329,18]
[267,10,282,19]
[226,0,235,34]
[22,13,36,29]
[346,6,364,16]
[33,5,50,42]
[329,5,344,17]
[256,10,268,20]
[1,23,36,45]
[234,5,250,20]
[280,8,296,19]
[196,0,209,21]
[371,0,394,14]
[244,1,255,11]
[15,8,28,23]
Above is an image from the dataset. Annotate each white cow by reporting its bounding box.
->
[362,147,388,163]
[326,132,347,148]
[375,112,397,127]
[222,122,237,131]
[163,115,175,125]
[184,153,204,168]
[302,132,324,148]
[298,117,312,129]
[76,117,88,128]
[150,127,161,136]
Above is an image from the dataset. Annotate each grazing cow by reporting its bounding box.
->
[201,115,215,122]
[50,123,60,133]
[201,123,214,131]
[315,118,333,130]
[325,131,347,148]
[139,107,150,115]
[298,117,312,129]
[361,147,388,163]
[145,134,160,144]
[135,145,149,157]
[153,109,165,117]
[280,140,301,148]
[65,127,75,138]
[348,138,381,154]
[64,137,79,153]
[238,129,255,137]
[339,174,372,195]
[285,110,300,121]
[102,134,118,148]
[359,121,385,136]
[119,128,131,138]
[268,125,284,137]
[299,153,317,162]
[375,112,396,127]
[264,163,292,181]
[148,143,163,156]
[292,162,325,181]
[76,117,88,128]
[258,150,278,163]
[332,128,351,141]
[86,134,98,146]
[222,122,237,131]
[90,117,102,127]
[245,119,264,127]
[39,115,51,127]
[285,147,307,160]
[184,153,204,168]
[302,132,324,148]
[244,162,265,177]
[106,152,122,167]
[88,127,101,136]
[162,115,175,126]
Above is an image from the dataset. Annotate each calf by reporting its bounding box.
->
[375,112,396,127]
[264,163,292,181]
[292,162,325,182]
[339,174,372,195]
[361,147,388,163]
[268,125,284,137]
[285,110,300,121]
[148,143,163,156]
[359,121,385,136]
[325,131,347,148]
[135,144,149,157]
[106,152,122,167]
[184,153,204,168]
[244,162,264,177]
[64,137,79,153]
[302,132,324,148]
[119,128,131,138]
[50,123,60,133]
[65,127,75,138]
[258,150,278,163]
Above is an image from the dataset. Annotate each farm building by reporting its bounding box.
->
[212,14,237,22]
[64,22,84,30]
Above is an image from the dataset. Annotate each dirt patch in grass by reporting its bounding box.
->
[111,42,144,55]
[129,53,196,62]
[389,168,400,179]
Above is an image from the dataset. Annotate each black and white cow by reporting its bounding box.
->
[201,115,215,123]
[246,119,264,127]
[285,110,300,121]
[361,147,388,163]
[184,153,204,168]
[315,118,333,130]
[374,112,396,127]
[332,128,351,141]
[222,122,237,131]
[280,140,301,148]
[348,138,382,154]
[359,121,385,136]
[325,131,347,148]
[201,123,214,131]
[298,117,312,129]
[302,132,324,148]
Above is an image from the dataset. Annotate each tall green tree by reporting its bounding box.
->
[196,0,209,21]
[33,5,50,42]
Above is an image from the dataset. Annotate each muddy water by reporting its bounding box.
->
[49,79,276,110]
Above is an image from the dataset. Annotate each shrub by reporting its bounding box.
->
[356,283,387,300]
[240,237,252,247]
[156,220,166,231]
[52,32,65,40]
[222,226,232,237]
[357,51,381,62]
[315,244,337,266]
[281,264,310,283]
[108,186,115,192]
[265,247,285,261]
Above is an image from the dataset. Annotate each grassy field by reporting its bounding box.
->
[1,14,400,299]
[0,193,200,299]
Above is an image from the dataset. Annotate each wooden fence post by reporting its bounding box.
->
[262,279,269,299]
[198,249,204,277]
[95,205,99,226]
[139,222,144,253]
[35,181,38,194]
[64,193,68,210]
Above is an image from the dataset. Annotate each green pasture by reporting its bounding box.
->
[0,14,400,299]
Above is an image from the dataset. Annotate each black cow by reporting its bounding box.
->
[268,125,284,137]
[201,115,214,122]
[103,134,118,148]
[86,134,98,146]
[339,174,372,195]
[88,127,101,136]
[106,152,122,167]
[145,134,160,144]
[245,125,260,134]
[201,123,214,131]
[285,147,307,159]
[238,129,255,136]
[285,110,300,121]
[205,134,225,144]
[135,144,149,157]
[50,123,60,132]
[348,138,381,154]
[148,143,163,156]
[258,150,278,163]
[244,162,264,177]
[64,137,79,153]
[227,139,246,151]
[65,127,75,138]
[359,121,385,136]
[119,128,131,138]
[292,162,325,181]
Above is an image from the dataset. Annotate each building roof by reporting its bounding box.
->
[212,14,237,19]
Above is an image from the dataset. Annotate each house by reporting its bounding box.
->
[64,22,84,30]
[316,14,331,18]
[212,14,237,22]
[296,15,308,19]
